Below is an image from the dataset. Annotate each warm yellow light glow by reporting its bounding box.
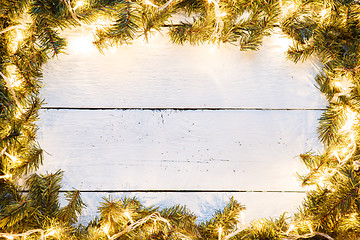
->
[102,224,110,234]
[320,9,328,19]
[304,220,313,234]
[341,107,358,133]
[15,110,23,119]
[286,224,295,234]
[5,152,18,164]
[45,229,58,237]
[15,29,24,43]
[0,173,11,180]
[218,12,227,17]
[124,211,134,223]
[11,80,22,88]
[317,175,326,187]
[240,211,245,225]
[145,0,158,7]
[274,34,292,52]
[333,80,343,88]
[9,29,25,52]
[69,34,96,54]
[74,0,85,10]
[6,236,14,240]
[91,18,113,32]
[218,226,223,240]
[282,2,296,15]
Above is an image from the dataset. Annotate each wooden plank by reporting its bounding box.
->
[37,109,322,191]
[41,29,326,109]
[61,191,306,225]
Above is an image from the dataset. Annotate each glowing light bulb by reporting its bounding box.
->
[15,29,24,43]
[45,229,58,237]
[240,211,245,225]
[341,107,358,133]
[6,235,14,240]
[15,110,23,119]
[320,9,328,18]
[341,147,348,154]
[0,173,12,179]
[287,3,295,11]
[144,0,158,7]
[286,224,295,234]
[333,80,343,89]
[5,152,18,164]
[304,221,313,234]
[218,226,223,240]
[103,224,110,234]
[210,45,217,53]
[74,0,85,10]
[9,77,22,88]
[274,34,292,52]
[70,34,95,54]
[218,12,227,17]
[124,211,134,223]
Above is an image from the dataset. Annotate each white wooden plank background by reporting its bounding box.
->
[38,109,321,191]
[37,28,327,224]
[41,29,325,109]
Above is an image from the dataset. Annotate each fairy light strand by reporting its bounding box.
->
[0,71,22,109]
[108,212,170,240]
[63,0,84,26]
[0,228,58,240]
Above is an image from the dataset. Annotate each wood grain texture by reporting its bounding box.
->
[41,29,327,109]
[37,109,322,191]
[39,28,326,223]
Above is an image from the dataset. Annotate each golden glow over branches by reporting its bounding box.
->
[0,228,58,240]
[123,210,134,223]
[74,0,86,11]
[145,0,158,7]
[218,226,223,240]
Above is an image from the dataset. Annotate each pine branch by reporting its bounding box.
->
[318,103,348,146]
[94,0,142,50]
[58,190,86,225]
[26,170,63,220]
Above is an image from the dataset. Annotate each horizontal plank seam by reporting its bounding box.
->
[30,190,307,193]
[41,107,326,111]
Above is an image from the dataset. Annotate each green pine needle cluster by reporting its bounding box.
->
[1,0,360,239]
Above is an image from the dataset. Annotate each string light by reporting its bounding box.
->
[218,226,223,240]
[44,228,58,237]
[73,0,85,11]
[102,223,110,236]
[123,210,134,223]
[286,224,295,234]
[341,107,358,133]
[144,0,159,7]
[240,211,245,225]
[218,12,227,17]
[4,152,18,164]
[0,173,12,180]
[304,220,313,234]
[319,9,328,20]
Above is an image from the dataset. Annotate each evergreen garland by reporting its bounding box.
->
[0,0,359,239]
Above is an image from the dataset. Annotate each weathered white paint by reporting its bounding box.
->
[41,29,326,109]
[38,109,321,191]
[38,28,327,224]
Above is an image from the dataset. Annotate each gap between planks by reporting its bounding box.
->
[57,190,307,193]
[41,107,326,111]
[19,190,307,193]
